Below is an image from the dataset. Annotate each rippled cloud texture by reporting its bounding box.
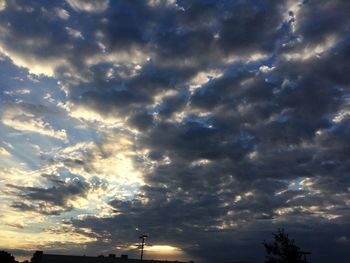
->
[0,0,350,262]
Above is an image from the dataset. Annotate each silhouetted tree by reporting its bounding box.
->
[0,251,17,263]
[263,229,310,263]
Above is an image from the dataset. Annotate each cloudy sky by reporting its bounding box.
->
[0,0,350,262]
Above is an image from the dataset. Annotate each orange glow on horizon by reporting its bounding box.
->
[145,245,181,253]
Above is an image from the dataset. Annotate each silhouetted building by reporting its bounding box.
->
[31,251,191,263]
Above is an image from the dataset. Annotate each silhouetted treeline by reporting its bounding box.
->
[263,229,310,263]
[0,251,18,263]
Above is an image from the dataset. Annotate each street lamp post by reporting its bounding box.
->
[139,235,148,262]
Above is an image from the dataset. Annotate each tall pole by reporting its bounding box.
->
[139,235,148,262]
[140,237,145,262]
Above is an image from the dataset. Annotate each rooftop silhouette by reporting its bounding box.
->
[31,251,193,263]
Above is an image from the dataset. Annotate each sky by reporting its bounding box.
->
[0,0,349,262]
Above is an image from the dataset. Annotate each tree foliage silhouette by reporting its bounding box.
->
[0,251,17,263]
[263,229,309,263]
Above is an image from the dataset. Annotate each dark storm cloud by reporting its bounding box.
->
[158,93,187,118]
[72,62,199,125]
[217,0,288,54]
[282,0,350,54]
[128,110,154,131]
[6,173,103,215]
[149,0,290,65]
[65,1,350,260]
[0,0,82,75]
[1,0,350,262]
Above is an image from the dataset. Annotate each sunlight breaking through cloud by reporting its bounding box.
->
[0,0,350,262]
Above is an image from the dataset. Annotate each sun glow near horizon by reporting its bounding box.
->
[146,245,181,253]
[144,244,190,261]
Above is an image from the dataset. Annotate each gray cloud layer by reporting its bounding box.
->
[7,173,105,215]
[1,0,350,262]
